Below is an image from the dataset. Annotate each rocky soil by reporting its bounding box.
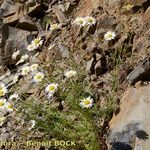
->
[0,0,150,150]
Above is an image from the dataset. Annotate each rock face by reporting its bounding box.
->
[0,0,41,31]
[127,57,150,84]
[108,84,150,150]
[0,24,30,65]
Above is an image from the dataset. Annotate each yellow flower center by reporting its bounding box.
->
[36,75,42,80]
[88,18,93,23]
[79,20,83,24]
[83,99,91,105]
[34,39,40,45]
[0,90,4,97]
[0,117,5,122]
[68,72,74,76]
[0,101,4,106]
[7,104,13,109]
[49,86,55,91]
[32,66,37,69]
[125,4,133,10]
[0,86,3,90]
[108,34,112,38]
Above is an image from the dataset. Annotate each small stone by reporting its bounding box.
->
[58,44,69,58]
[127,57,150,84]
[86,58,95,74]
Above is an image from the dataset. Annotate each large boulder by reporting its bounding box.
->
[0,24,31,65]
[107,84,150,149]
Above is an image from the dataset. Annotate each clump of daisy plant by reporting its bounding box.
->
[104,31,116,41]
[33,72,44,83]
[64,70,77,78]
[0,83,7,97]
[80,97,93,108]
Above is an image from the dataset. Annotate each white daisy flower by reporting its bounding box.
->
[0,98,7,111]
[45,83,58,94]
[13,75,19,84]
[0,116,6,126]
[21,66,30,76]
[16,54,29,65]
[4,102,14,112]
[21,54,29,61]
[28,120,36,131]
[123,4,134,11]
[80,97,93,108]
[9,93,19,101]
[0,83,7,97]
[73,17,87,27]
[12,50,20,60]
[31,37,43,47]
[64,70,77,78]
[27,43,38,51]
[85,16,96,26]
[33,72,44,83]
[104,31,116,41]
[50,23,61,31]
[30,64,38,72]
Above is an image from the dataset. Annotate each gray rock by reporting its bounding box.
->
[86,58,95,74]
[108,84,150,149]
[1,0,38,31]
[52,5,68,25]
[0,24,31,65]
[58,44,69,58]
[16,16,37,31]
[1,0,17,17]
[97,17,117,29]
[127,57,150,84]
